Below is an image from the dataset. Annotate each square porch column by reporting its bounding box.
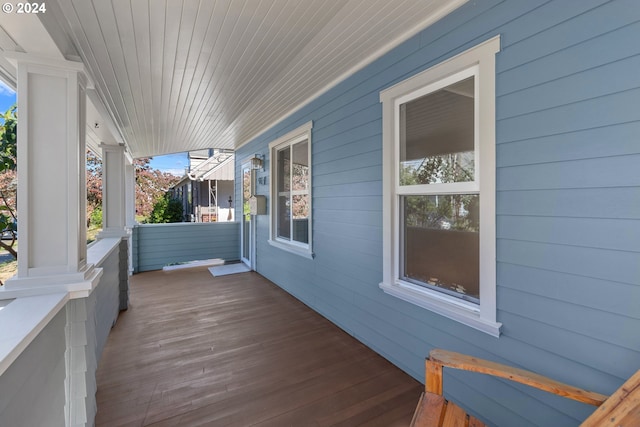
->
[4,55,100,290]
[97,143,131,309]
[125,157,136,229]
[124,156,136,278]
[97,143,127,239]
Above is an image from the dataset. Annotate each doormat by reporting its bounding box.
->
[209,263,251,277]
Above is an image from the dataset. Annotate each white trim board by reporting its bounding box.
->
[162,258,224,272]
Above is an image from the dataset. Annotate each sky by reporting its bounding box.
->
[0,81,16,114]
[0,80,187,176]
[148,153,189,177]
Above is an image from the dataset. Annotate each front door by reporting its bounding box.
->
[241,163,253,268]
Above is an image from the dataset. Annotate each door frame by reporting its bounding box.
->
[240,161,256,270]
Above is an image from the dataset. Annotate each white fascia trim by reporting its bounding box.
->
[85,127,102,158]
[0,56,17,89]
[87,89,125,145]
[379,282,501,337]
[267,239,314,259]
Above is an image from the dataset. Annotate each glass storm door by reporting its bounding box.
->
[241,164,252,266]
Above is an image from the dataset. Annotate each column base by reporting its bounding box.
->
[2,264,103,299]
[96,228,129,239]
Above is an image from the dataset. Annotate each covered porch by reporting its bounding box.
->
[95,268,421,426]
[0,1,639,426]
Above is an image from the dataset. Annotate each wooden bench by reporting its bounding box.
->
[411,349,640,426]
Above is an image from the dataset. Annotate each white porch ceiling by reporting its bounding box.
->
[38,0,465,158]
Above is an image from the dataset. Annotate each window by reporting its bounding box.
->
[379,37,501,337]
[268,122,313,258]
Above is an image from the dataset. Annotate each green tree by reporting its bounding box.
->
[148,193,183,223]
[400,153,478,232]
[85,153,181,224]
[86,150,102,227]
[0,105,17,258]
[135,158,181,219]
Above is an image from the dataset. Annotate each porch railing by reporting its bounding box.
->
[0,236,128,427]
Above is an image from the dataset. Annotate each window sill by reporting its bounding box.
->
[267,239,314,259]
[379,281,501,337]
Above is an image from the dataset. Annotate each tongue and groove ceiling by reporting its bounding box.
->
[38,0,465,158]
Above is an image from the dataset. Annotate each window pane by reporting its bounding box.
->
[292,140,309,192]
[277,195,290,239]
[277,146,291,240]
[277,147,290,192]
[243,169,251,206]
[400,77,475,186]
[292,194,309,244]
[402,194,479,302]
[243,167,251,260]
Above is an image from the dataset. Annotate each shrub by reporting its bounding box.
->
[149,193,183,223]
[89,207,103,228]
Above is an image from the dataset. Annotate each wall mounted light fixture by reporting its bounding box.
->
[250,154,264,171]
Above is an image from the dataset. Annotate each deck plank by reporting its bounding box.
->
[96,269,422,426]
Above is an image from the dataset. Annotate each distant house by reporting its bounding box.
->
[171,150,235,223]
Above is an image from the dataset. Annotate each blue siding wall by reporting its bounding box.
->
[132,222,240,272]
[236,1,640,425]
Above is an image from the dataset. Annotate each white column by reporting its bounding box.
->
[124,157,136,228]
[124,156,135,276]
[5,56,100,289]
[97,143,127,239]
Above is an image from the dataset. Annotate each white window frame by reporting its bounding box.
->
[268,121,313,258]
[379,36,501,337]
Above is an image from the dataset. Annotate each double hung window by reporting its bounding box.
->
[268,122,313,258]
[379,37,501,336]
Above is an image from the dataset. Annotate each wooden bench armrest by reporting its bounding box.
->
[427,349,607,407]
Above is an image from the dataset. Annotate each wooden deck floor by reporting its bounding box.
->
[95,268,422,426]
